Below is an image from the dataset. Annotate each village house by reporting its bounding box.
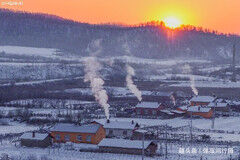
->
[170,109,185,117]
[50,123,105,144]
[176,105,188,112]
[132,129,158,140]
[227,100,240,112]
[187,106,213,118]
[207,102,230,113]
[135,102,165,116]
[98,138,158,156]
[190,96,216,106]
[158,109,175,118]
[103,120,139,138]
[20,132,51,148]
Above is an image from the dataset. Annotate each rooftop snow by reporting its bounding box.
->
[177,105,188,110]
[187,106,211,113]
[151,91,173,97]
[160,110,174,115]
[135,102,160,109]
[103,120,137,130]
[190,96,215,103]
[98,138,153,149]
[208,102,228,108]
[171,110,185,114]
[20,132,48,141]
[51,123,100,133]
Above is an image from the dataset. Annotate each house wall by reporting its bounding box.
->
[99,143,157,156]
[135,105,165,116]
[190,102,210,106]
[105,128,133,138]
[187,109,213,118]
[21,136,51,148]
[51,126,105,144]
[99,146,143,155]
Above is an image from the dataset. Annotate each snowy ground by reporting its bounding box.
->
[170,81,240,88]
[96,117,240,142]
[96,117,240,132]
[0,142,237,160]
[0,122,38,134]
[0,46,61,58]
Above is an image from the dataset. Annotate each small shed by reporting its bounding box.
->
[207,102,230,112]
[103,120,139,138]
[187,106,213,118]
[135,102,165,116]
[20,132,51,148]
[98,138,158,156]
[190,96,216,106]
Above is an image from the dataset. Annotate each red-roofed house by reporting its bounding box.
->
[135,102,165,116]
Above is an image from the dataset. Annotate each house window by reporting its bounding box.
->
[109,129,113,135]
[144,109,148,115]
[77,135,82,141]
[137,109,141,114]
[152,110,156,115]
[55,134,61,141]
[86,135,91,142]
[64,135,70,141]
[123,130,127,136]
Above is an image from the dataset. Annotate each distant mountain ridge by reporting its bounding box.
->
[0,9,239,61]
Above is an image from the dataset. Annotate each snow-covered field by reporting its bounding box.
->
[111,56,211,66]
[0,46,61,58]
[170,81,240,88]
[0,122,38,134]
[0,142,237,160]
[97,117,240,132]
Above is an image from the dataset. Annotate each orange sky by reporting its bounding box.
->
[1,0,240,34]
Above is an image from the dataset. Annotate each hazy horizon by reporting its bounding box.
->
[1,0,240,35]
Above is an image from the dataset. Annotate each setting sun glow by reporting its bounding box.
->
[163,17,182,28]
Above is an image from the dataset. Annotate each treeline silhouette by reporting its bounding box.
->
[0,9,239,61]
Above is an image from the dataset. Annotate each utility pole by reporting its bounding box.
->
[142,132,144,160]
[190,111,193,143]
[165,124,168,160]
[140,130,147,160]
[211,94,216,129]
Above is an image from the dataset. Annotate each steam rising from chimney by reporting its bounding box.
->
[190,76,198,96]
[126,64,142,101]
[170,95,176,106]
[84,39,110,119]
[182,64,198,96]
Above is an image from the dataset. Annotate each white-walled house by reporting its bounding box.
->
[103,120,139,138]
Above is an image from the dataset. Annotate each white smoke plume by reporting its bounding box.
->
[190,76,198,96]
[170,95,176,106]
[126,64,142,101]
[182,64,198,96]
[84,40,110,119]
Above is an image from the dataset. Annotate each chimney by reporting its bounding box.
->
[107,119,110,123]
[32,132,35,138]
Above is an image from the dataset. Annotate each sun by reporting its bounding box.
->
[163,17,182,29]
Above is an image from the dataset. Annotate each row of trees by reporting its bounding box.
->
[0,9,239,61]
